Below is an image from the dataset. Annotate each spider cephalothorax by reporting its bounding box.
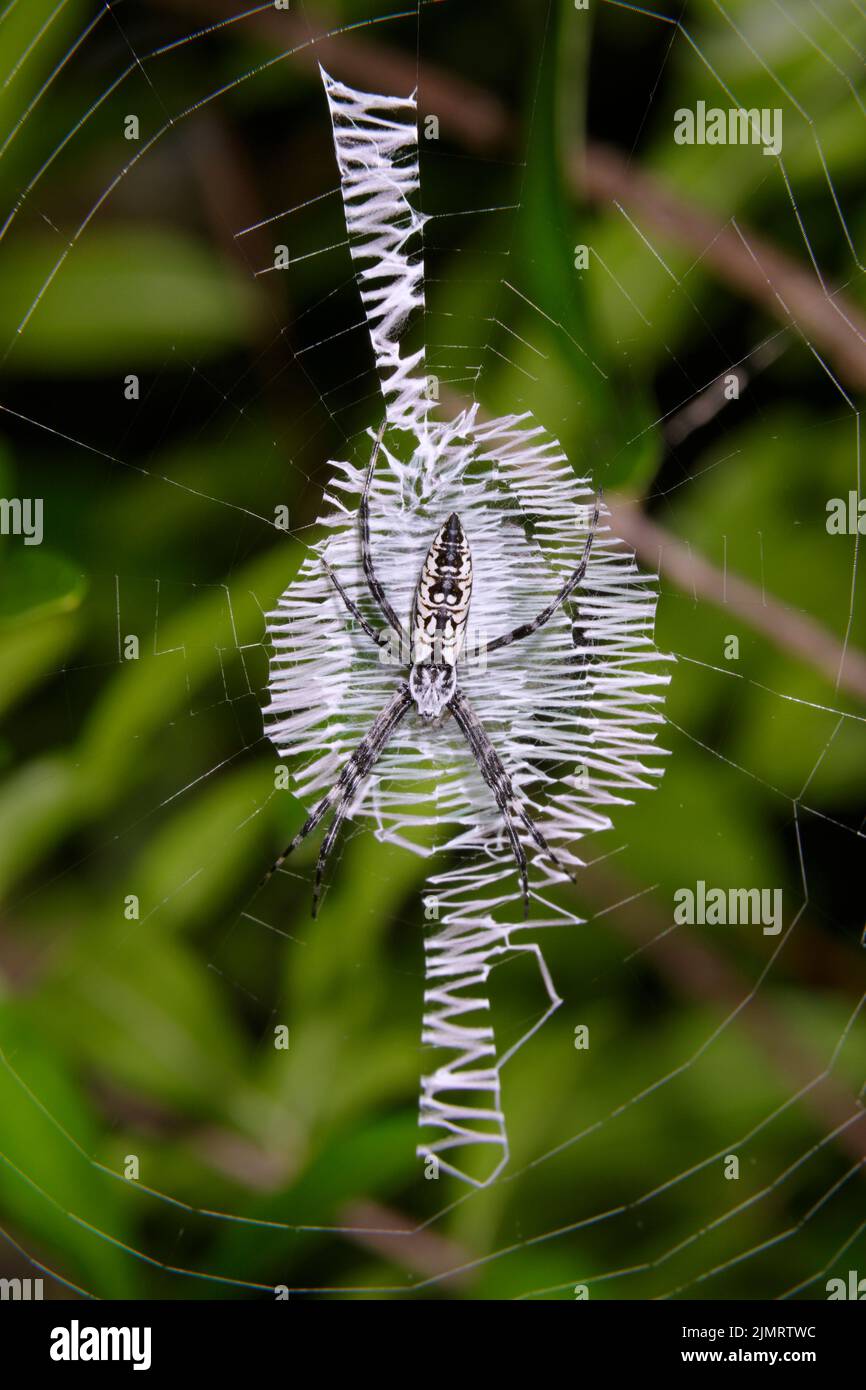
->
[263,422,600,919]
[408,659,457,722]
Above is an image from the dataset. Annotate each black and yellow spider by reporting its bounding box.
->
[263,422,601,918]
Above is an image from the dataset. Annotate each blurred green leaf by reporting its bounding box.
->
[0,545,85,622]
[30,926,249,1116]
[0,228,263,371]
[0,611,78,716]
[0,1006,137,1296]
[133,762,276,935]
[0,2,89,186]
[510,4,661,488]
[0,754,79,899]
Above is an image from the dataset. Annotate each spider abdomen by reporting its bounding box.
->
[411,512,472,667]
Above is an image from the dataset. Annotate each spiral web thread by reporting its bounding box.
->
[264,68,670,1184]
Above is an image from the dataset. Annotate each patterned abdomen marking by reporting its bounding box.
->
[412,513,473,666]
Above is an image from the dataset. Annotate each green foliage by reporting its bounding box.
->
[0,229,262,372]
[0,547,85,622]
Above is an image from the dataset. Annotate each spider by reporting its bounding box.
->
[263,421,601,918]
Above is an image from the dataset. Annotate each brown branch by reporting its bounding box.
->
[579,145,866,393]
[607,497,866,703]
[663,334,788,447]
[162,0,866,392]
[164,0,512,149]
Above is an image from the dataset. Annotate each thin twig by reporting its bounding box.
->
[608,497,866,703]
[663,333,789,447]
[580,144,866,392]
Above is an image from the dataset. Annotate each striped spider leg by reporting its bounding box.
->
[448,688,579,918]
[260,684,413,917]
[481,490,601,655]
[445,492,601,915]
[260,424,411,917]
[262,422,602,916]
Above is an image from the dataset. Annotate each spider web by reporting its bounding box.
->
[263,64,669,1183]
[0,0,863,1300]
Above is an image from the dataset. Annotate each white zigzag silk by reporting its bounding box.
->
[264,67,671,1185]
[320,67,430,434]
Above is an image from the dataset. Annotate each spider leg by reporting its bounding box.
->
[500,805,530,919]
[359,420,408,641]
[448,689,575,919]
[509,796,577,886]
[483,492,601,655]
[261,685,413,916]
[322,558,388,649]
[312,799,351,919]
